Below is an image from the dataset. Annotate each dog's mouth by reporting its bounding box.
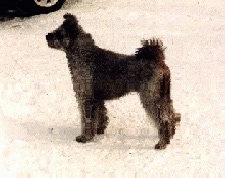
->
[47,40,55,48]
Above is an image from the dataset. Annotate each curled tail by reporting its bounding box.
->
[135,38,165,62]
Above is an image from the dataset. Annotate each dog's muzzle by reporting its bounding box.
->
[46,33,56,48]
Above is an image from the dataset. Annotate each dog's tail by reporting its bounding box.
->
[135,38,165,62]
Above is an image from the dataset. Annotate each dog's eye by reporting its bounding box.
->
[56,31,62,39]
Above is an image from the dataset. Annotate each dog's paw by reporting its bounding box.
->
[75,135,87,143]
[75,135,94,143]
[154,141,167,150]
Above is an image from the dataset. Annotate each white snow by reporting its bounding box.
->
[0,0,225,176]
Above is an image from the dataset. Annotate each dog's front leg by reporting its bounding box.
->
[76,100,96,143]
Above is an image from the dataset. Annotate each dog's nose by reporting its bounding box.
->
[46,33,54,40]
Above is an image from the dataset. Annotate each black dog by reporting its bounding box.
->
[46,13,180,149]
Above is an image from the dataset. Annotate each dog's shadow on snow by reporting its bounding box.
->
[22,122,158,150]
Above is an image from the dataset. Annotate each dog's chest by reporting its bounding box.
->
[66,56,94,94]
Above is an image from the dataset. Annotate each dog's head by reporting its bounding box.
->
[46,13,83,50]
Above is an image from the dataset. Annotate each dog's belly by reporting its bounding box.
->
[93,83,129,100]
[93,78,139,100]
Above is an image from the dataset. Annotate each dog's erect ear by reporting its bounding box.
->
[63,13,78,23]
[62,13,81,37]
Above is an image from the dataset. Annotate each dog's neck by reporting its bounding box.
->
[65,34,96,68]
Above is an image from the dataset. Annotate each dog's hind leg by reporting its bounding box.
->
[140,73,176,149]
[154,99,176,149]
[140,100,170,149]
[140,97,174,149]
[155,73,176,149]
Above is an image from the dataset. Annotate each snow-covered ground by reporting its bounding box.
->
[0,0,224,176]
